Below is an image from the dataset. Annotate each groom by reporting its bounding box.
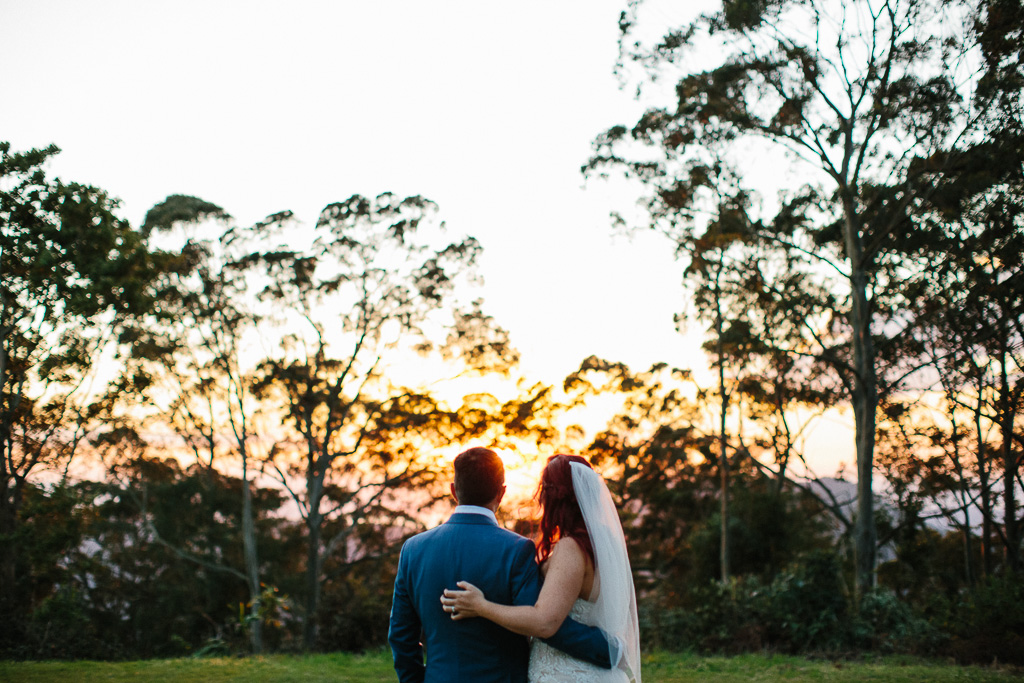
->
[388,446,614,682]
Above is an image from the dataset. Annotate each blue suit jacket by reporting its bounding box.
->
[388,512,611,683]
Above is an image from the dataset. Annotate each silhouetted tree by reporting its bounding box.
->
[247,193,517,649]
[129,194,289,653]
[590,0,989,597]
[0,142,170,644]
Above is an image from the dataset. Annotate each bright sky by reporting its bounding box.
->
[1,0,852,476]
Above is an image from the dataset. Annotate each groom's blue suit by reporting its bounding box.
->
[389,510,611,683]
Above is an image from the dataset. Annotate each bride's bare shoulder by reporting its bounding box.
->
[548,538,595,599]
[548,537,586,567]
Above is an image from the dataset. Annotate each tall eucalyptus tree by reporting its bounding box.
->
[248,193,516,649]
[127,194,282,653]
[589,0,985,597]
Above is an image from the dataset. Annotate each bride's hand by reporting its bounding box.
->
[440,581,486,620]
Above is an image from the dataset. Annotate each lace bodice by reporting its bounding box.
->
[527,599,629,683]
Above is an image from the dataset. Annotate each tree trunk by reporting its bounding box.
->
[0,337,17,619]
[948,392,976,588]
[0,426,23,634]
[960,471,976,588]
[842,201,878,602]
[0,469,18,624]
[303,474,323,651]
[774,383,789,497]
[975,384,994,578]
[980,465,994,577]
[241,459,262,654]
[998,342,1021,574]
[716,267,730,584]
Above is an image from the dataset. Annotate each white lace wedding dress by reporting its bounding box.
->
[527,598,629,683]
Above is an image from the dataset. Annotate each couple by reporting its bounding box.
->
[388,447,641,683]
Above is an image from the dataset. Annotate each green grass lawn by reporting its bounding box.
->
[1,650,1021,682]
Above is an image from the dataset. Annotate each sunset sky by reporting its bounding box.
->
[1,0,854,477]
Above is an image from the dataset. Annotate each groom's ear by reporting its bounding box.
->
[450,483,458,504]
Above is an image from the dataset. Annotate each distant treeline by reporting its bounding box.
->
[3,435,1022,663]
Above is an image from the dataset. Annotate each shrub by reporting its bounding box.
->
[317,572,393,652]
[947,574,1024,664]
[848,589,943,654]
[25,587,107,660]
[641,551,850,654]
[758,550,847,652]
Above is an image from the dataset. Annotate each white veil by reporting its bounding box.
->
[571,461,641,683]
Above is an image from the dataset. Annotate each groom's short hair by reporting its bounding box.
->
[453,447,504,506]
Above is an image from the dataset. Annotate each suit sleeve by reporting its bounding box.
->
[508,540,613,670]
[388,543,425,683]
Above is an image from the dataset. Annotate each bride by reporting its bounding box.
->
[441,454,641,683]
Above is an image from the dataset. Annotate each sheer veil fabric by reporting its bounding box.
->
[570,461,641,683]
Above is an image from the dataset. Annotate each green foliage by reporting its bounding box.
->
[0,483,92,656]
[25,587,104,660]
[760,551,848,651]
[0,461,305,660]
[0,143,153,323]
[140,194,229,236]
[947,575,1024,664]
[0,142,176,648]
[687,481,833,582]
[595,0,1022,599]
[876,522,975,607]
[719,0,784,31]
[317,570,395,652]
[849,590,943,655]
[645,551,849,654]
[640,552,948,657]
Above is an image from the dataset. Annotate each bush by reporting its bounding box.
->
[947,574,1024,664]
[848,589,943,654]
[639,550,963,657]
[759,551,846,651]
[25,587,107,660]
[317,573,393,652]
[641,551,850,654]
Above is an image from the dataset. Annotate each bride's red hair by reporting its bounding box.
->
[536,454,595,566]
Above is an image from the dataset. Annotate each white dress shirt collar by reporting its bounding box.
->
[453,504,498,524]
